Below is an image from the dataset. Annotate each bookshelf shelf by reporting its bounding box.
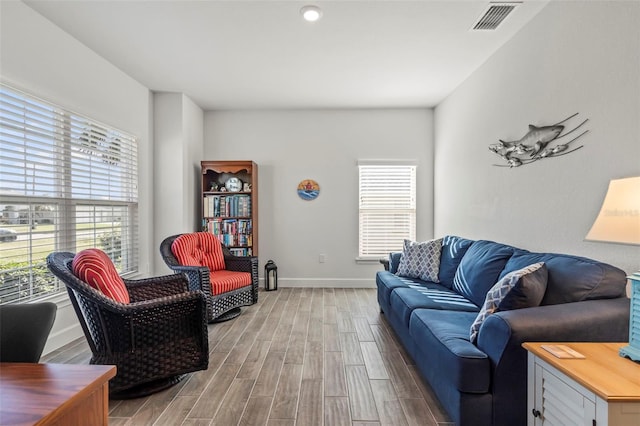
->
[201,161,258,257]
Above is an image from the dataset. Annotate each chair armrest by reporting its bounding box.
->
[477,297,630,365]
[110,290,208,353]
[163,265,213,296]
[124,273,190,302]
[224,255,257,273]
[225,255,259,303]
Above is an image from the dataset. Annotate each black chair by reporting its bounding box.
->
[0,302,57,362]
[46,251,209,399]
[160,233,259,322]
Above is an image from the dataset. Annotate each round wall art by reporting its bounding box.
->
[297,179,320,201]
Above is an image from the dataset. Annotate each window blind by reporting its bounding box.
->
[0,83,139,304]
[358,163,416,258]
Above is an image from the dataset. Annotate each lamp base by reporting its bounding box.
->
[620,273,640,362]
[619,345,640,362]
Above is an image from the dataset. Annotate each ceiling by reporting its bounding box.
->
[23,0,549,110]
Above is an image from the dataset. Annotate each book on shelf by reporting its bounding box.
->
[229,247,252,256]
[204,194,251,218]
[203,218,253,248]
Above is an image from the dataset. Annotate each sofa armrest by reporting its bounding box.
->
[476,297,629,426]
[478,297,630,364]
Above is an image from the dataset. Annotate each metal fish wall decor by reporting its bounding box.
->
[489,113,588,167]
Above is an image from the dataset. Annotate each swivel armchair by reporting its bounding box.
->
[46,249,209,399]
[160,232,258,322]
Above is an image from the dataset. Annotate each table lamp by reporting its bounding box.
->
[585,176,640,361]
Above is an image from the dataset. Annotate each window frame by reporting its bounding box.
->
[0,83,139,304]
[357,160,417,261]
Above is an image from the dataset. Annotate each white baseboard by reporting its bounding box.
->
[39,294,84,357]
[260,277,376,288]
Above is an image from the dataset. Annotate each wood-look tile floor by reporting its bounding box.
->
[42,287,453,426]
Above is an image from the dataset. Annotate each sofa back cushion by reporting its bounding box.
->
[72,248,130,304]
[438,236,475,288]
[452,240,517,307]
[171,232,226,272]
[500,253,627,305]
[388,252,402,274]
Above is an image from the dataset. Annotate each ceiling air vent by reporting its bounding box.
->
[472,2,521,30]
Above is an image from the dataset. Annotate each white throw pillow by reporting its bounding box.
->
[396,238,443,282]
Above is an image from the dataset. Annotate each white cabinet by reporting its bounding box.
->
[524,343,640,426]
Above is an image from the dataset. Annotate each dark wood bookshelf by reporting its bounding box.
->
[201,160,258,256]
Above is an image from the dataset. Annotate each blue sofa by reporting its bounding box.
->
[376,236,630,426]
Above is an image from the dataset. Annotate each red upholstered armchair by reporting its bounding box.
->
[160,232,259,322]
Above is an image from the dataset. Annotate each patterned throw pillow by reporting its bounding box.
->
[72,248,130,304]
[469,262,547,343]
[396,238,443,283]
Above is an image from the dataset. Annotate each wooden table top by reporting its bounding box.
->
[0,362,116,426]
[523,342,640,402]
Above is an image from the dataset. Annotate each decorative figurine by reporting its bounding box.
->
[489,113,588,167]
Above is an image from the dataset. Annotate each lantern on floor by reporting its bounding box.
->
[264,260,278,291]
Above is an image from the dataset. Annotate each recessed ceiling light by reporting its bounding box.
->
[301,5,322,22]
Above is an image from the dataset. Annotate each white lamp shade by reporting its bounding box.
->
[585,176,640,245]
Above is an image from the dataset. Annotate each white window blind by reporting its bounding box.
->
[358,162,416,259]
[0,83,139,304]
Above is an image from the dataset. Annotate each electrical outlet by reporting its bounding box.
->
[319,254,326,263]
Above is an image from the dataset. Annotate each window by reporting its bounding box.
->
[0,84,138,304]
[358,161,416,259]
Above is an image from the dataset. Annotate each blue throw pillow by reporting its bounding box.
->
[470,262,548,343]
[396,238,443,282]
[452,240,516,307]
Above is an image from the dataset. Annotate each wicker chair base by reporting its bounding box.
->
[110,374,187,400]
[211,307,242,323]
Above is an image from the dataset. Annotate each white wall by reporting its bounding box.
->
[204,109,434,286]
[153,93,203,273]
[434,1,640,275]
[0,1,153,354]
[184,97,205,234]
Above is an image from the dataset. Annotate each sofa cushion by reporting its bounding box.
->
[396,238,443,282]
[72,248,130,303]
[410,309,490,393]
[500,253,627,305]
[376,271,419,311]
[171,232,226,272]
[438,235,475,289]
[470,262,547,343]
[452,240,517,307]
[391,284,479,326]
